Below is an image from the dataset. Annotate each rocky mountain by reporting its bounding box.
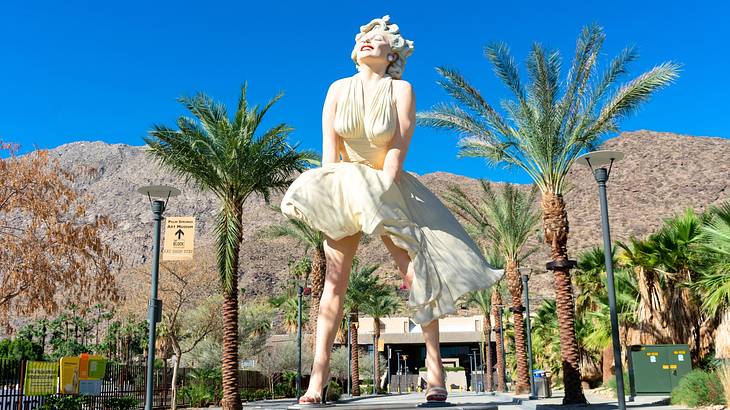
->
[47,130,730,302]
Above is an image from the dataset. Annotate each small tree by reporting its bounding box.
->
[0,142,119,325]
[362,288,400,392]
[344,257,388,396]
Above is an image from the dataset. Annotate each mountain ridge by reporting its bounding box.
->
[41,130,730,301]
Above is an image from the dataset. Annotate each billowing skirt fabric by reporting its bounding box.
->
[280,162,502,325]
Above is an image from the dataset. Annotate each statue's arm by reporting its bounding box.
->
[321,80,343,166]
[383,80,416,183]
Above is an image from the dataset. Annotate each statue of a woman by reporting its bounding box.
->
[281,15,502,405]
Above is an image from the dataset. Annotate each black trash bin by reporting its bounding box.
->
[533,370,552,398]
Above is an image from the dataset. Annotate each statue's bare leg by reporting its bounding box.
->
[381,235,445,388]
[301,232,362,403]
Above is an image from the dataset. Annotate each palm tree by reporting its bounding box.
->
[464,288,494,391]
[145,85,313,410]
[258,212,326,336]
[697,202,730,359]
[418,25,678,403]
[491,285,506,392]
[463,248,504,392]
[362,288,400,393]
[445,181,540,393]
[345,257,388,396]
[617,209,710,362]
[574,247,639,382]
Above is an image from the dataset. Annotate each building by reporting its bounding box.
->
[268,315,499,391]
[352,315,496,391]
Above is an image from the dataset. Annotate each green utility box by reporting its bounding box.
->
[628,344,691,395]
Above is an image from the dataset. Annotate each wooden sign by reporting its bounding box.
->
[163,216,195,260]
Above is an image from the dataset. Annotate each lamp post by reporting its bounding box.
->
[470,348,480,394]
[346,314,351,397]
[137,185,180,410]
[519,267,537,400]
[496,304,507,392]
[387,346,392,394]
[469,350,474,392]
[371,331,377,395]
[395,350,402,393]
[290,279,311,401]
[577,150,626,410]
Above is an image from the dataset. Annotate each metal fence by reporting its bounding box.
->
[0,359,267,410]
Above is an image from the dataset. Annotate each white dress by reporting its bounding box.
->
[281,75,502,325]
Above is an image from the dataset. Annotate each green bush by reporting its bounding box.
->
[273,382,294,398]
[105,397,138,410]
[180,382,216,407]
[180,366,222,406]
[38,396,85,410]
[240,388,271,402]
[606,371,630,396]
[326,380,342,402]
[671,369,726,407]
[418,366,465,372]
[0,338,43,361]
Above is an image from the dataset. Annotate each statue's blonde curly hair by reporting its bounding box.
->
[351,15,414,80]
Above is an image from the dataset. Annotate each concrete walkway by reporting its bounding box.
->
[207,390,688,410]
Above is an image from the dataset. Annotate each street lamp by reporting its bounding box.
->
[371,330,377,395]
[470,347,481,394]
[519,267,537,400]
[386,346,391,394]
[289,279,311,401]
[137,185,180,410]
[495,305,508,392]
[346,314,351,397]
[577,150,626,410]
[395,350,402,394]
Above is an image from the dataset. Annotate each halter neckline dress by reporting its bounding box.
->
[281,74,502,325]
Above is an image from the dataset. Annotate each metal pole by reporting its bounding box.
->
[470,352,475,393]
[296,285,303,400]
[396,351,401,393]
[387,346,391,394]
[372,333,376,395]
[347,314,351,396]
[595,167,626,410]
[145,200,165,410]
[522,273,537,399]
[497,306,507,392]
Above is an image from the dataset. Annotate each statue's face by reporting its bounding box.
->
[354,29,392,65]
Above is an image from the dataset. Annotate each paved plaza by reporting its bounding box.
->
[208,391,689,410]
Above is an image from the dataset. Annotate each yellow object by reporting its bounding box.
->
[23,361,58,395]
[280,75,502,326]
[59,357,80,394]
[670,364,677,369]
[662,364,670,369]
[163,216,195,260]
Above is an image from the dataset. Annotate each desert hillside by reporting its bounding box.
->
[47,130,730,301]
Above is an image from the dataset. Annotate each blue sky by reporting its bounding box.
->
[1,0,727,182]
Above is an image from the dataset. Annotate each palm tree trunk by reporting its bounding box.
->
[541,192,586,404]
[483,315,493,392]
[491,289,506,392]
[221,208,243,410]
[374,319,381,393]
[221,285,241,410]
[506,260,530,394]
[601,345,614,384]
[308,246,326,336]
[350,318,361,396]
